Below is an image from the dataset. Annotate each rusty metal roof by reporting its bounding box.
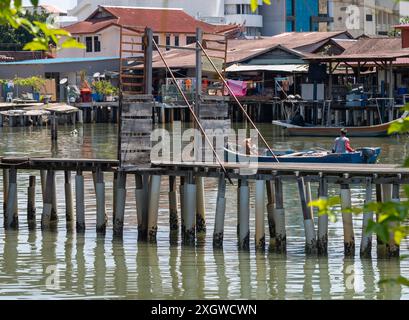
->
[152,31,351,69]
[342,37,402,55]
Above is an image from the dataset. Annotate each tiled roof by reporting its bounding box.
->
[65,6,237,35]
[65,19,118,35]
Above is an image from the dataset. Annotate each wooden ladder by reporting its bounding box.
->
[119,26,146,95]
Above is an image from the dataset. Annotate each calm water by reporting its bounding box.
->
[0,123,408,300]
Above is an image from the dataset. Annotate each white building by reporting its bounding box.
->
[69,0,264,36]
[328,0,400,37]
[58,6,238,59]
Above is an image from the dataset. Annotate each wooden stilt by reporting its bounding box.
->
[135,174,149,241]
[113,172,127,237]
[213,175,226,248]
[376,184,387,257]
[41,170,56,230]
[360,178,373,257]
[180,176,185,241]
[317,177,328,255]
[51,113,58,141]
[255,180,266,251]
[266,180,276,243]
[95,169,107,234]
[64,171,74,229]
[40,170,46,201]
[50,170,58,224]
[27,176,36,230]
[272,178,286,253]
[5,168,18,229]
[182,176,196,245]
[196,177,206,238]
[388,184,400,257]
[169,176,178,239]
[3,169,9,228]
[113,172,118,224]
[298,178,317,254]
[341,184,355,256]
[147,175,161,242]
[238,179,250,250]
[75,170,85,233]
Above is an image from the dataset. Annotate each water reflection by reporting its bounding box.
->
[112,239,127,297]
[213,249,229,299]
[238,251,251,299]
[75,233,86,295]
[93,236,106,296]
[0,124,408,299]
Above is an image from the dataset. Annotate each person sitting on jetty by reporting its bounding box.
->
[332,128,355,153]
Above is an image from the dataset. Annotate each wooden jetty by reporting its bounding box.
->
[0,155,406,259]
[0,103,79,129]
[74,101,119,124]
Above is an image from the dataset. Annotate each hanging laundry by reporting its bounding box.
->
[227,80,247,97]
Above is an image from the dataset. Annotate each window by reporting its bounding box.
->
[175,35,179,47]
[236,4,241,14]
[366,14,373,22]
[166,35,171,51]
[94,36,101,52]
[153,35,159,51]
[85,36,92,52]
[186,36,196,45]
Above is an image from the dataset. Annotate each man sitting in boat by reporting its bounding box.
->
[332,129,355,153]
[243,138,258,155]
[291,112,305,126]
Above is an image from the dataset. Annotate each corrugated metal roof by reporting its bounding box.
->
[305,51,409,62]
[0,57,119,65]
[343,38,402,55]
[152,32,351,69]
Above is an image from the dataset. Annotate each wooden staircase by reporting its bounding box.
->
[119,26,147,95]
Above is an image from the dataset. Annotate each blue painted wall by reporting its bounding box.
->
[286,0,319,32]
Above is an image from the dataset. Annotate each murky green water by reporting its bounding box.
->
[0,123,408,300]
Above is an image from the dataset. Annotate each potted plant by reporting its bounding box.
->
[14,76,46,101]
[92,80,118,102]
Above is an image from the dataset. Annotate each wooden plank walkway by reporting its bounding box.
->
[152,161,409,175]
[0,157,119,171]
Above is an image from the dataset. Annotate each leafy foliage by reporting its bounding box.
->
[13,76,46,92]
[0,0,84,51]
[92,80,118,96]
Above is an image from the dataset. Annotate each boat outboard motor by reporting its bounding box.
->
[359,148,376,163]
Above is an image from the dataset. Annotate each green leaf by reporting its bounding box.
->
[30,0,39,6]
[14,0,22,9]
[394,229,405,245]
[388,118,409,134]
[23,39,48,51]
[396,276,409,287]
[61,37,85,49]
[400,255,409,261]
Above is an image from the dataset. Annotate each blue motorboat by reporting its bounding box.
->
[224,144,381,164]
